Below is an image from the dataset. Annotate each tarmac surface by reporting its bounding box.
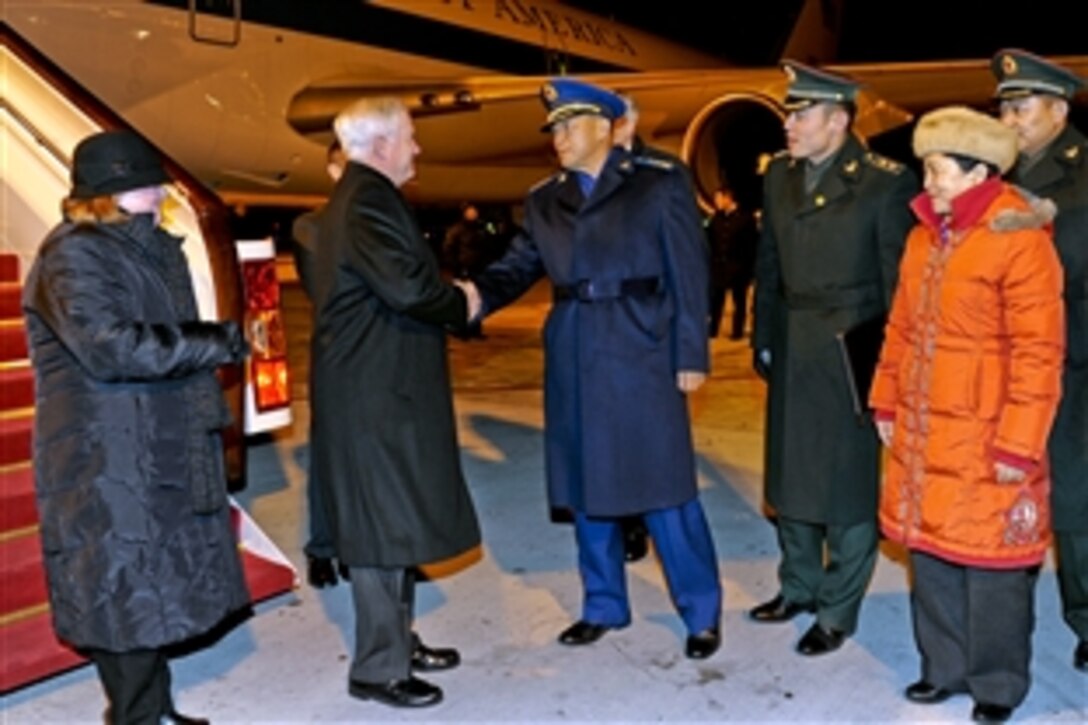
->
[2,279,1085,723]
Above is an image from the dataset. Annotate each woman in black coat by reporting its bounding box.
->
[22,130,249,725]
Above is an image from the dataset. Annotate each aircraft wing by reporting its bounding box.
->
[287,55,1088,208]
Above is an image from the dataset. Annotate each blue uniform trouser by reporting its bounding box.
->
[575,497,721,634]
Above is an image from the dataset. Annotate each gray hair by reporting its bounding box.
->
[334,97,407,155]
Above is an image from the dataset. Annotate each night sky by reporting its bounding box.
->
[565,0,1086,66]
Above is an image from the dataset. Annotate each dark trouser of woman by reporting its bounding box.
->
[89,649,173,725]
[910,551,1038,708]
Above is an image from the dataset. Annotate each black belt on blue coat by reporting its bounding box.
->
[553,276,661,303]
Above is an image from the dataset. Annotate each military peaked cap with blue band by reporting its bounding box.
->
[781,60,860,111]
[991,48,1085,100]
[540,78,626,131]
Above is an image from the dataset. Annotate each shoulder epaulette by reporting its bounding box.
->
[633,155,675,172]
[528,171,564,194]
[1060,142,1084,163]
[864,152,905,175]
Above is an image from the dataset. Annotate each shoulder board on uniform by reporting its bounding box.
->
[864,152,905,175]
[528,170,564,194]
[765,149,793,170]
[1059,141,1084,164]
[633,155,675,172]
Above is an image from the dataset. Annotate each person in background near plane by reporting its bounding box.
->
[750,61,917,656]
[290,139,348,589]
[605,91,673,565]
[991,48,1088,675]
[871,105,1064,724]
[309,97,481,709]
[22,130,251,725]
[458,78,722,660]
[441,202,491,339]
[706,185,759,340]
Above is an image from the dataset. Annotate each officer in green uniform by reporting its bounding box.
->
[992,48,1088,673]
[750,61,917,655]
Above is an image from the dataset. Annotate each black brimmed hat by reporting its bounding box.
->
[70,130,170,199]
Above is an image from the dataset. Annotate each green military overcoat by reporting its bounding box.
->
[1008,124,1088,533]
[753,135,917,525]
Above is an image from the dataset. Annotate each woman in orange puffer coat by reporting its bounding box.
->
[869,106,1065,723]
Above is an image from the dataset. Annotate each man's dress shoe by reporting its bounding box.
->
[1075,639,1088,672]
[557,621,610,645]
[411,642,460,672]
[796,623,845,656]
[348,676,442,708]
[685,626,721,659]
[748,595,813,623]
[904,680,952,704]
[971,702,1013,722]
[161,711,209,725]
[307,556,339,588]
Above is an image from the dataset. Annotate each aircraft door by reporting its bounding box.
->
[188,0,242,47]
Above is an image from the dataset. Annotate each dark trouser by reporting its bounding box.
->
[776,516,878,634]
[708,280,750,338]
[1056,531,1088,640]
[575,498,721,634]
[910,551,1038,708]
[303,465,335,559]
[349,566,415,683]
[89,649,172,725]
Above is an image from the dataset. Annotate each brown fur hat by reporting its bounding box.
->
[912,105,1018,174]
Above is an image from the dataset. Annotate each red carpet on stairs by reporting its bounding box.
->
[0,252,297,694]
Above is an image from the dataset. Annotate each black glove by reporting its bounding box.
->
[753,348,771,381]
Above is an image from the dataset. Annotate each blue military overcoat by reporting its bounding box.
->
[475,147,709,517]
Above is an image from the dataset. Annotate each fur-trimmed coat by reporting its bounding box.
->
[870,180,1065,568]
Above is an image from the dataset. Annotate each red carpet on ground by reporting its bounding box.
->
[0,252,297,694]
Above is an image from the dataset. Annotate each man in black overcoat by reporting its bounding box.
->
[992,48,1088,672]
[750,62,917,656]
[290,139,347,588]
[309,97,481,708]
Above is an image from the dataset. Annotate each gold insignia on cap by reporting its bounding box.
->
[542,83,558,102]
[1002,54,1018,77]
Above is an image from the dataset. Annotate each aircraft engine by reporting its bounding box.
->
[680,93,785,214]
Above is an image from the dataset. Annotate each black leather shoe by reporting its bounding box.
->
[412,642,460,672]
[622,519,648,563]
[749,595,814,623]
[338,562,351,581]
[796,623,846,656]
[557,621,611,646]
[161,711,209,725]
[307,556,339,588]
[348,676,443,708]
[685,626,721,659]
[1074,639,1088,672]
[971,702,1013,722]
[904,680,952,704]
